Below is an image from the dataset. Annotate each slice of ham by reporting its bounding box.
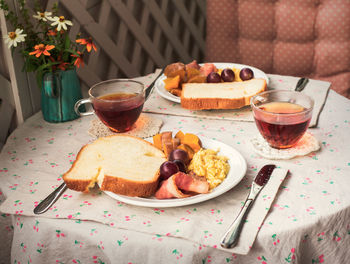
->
[186,60,200,70]
[199,63,217,77]
[164,62,185,77]
[175,171,209,194]
[155,172,209,199]
[155,175,190,199]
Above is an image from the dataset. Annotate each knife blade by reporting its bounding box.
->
[145,68,164,101]
[220,164,276,248]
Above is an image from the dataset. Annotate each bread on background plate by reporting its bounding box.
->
[181,78,267,110]
[62,135,166,197]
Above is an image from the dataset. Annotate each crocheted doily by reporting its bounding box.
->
[251,132,320,160]
[88,113,163,139]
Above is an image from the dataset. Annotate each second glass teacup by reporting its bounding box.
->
[75,79,145,132]
[251,90,314,149]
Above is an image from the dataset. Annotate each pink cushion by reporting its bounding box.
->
[206,0,350,98]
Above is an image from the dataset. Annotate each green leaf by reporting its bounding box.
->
[34,61,59,89]
[65,49,79,55]
[64,34,71,49]
[24,57,38,72]
[63,35,71,62]
[36,70,44,89]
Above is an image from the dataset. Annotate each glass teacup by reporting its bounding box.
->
[251,90,314,149]
[75,79,145,132]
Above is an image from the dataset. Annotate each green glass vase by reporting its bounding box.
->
[41,69,83,123]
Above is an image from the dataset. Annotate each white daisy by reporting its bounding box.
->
[4,28,27,48]
[33,11,53,21]
[50,16,73,31]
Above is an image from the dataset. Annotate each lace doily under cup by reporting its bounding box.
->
[88,113,163,139]
[251,132,320,160]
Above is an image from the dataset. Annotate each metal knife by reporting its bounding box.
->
[145,68,164,101]
[220,164,276,248]
[33,182,67,214]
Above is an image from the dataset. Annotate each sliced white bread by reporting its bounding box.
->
[181,78,267,110]
[62,135,166,197]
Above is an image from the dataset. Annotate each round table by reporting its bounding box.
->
[0,88,349,264]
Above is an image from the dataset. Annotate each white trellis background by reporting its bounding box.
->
[49,0,206,89]
[0,0,206,146]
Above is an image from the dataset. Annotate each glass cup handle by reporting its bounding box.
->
[74,98,94,116]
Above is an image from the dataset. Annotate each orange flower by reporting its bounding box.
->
[71,52,84,68]
[29,44,55,57]
[57,62,69,71]
[76,37,97,52]
[47,29,65,36]
[47,29,57,36]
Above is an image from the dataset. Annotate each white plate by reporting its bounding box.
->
[155,62,269,104]
[103,137,247,208]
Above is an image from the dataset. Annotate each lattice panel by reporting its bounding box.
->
[46,0,206,90]
[0,28,9,80]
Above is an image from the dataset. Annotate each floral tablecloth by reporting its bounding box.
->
[0,77,350,264]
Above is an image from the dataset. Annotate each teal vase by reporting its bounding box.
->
[41,69,83,123]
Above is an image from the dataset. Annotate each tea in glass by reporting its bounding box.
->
[251,90,314,149]
[75,80,145,132]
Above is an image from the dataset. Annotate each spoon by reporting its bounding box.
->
[295,77,309,92]
[289,77,309,104]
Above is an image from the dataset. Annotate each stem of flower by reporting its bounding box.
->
[42,55,47,65]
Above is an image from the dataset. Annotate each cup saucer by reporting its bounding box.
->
[250,132,320,160]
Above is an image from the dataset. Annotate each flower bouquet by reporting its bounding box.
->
[1,0,96,85]
[0,1,97,122]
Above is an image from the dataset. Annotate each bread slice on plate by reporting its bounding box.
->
[63,135,166,197]
[181,78,267,110]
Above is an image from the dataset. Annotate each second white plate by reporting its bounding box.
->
[155,62,269,104]
[103,137,247,208]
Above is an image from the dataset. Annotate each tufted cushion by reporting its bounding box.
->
[206,0,350,98]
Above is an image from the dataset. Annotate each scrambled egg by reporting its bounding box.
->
[188,149,230,190]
